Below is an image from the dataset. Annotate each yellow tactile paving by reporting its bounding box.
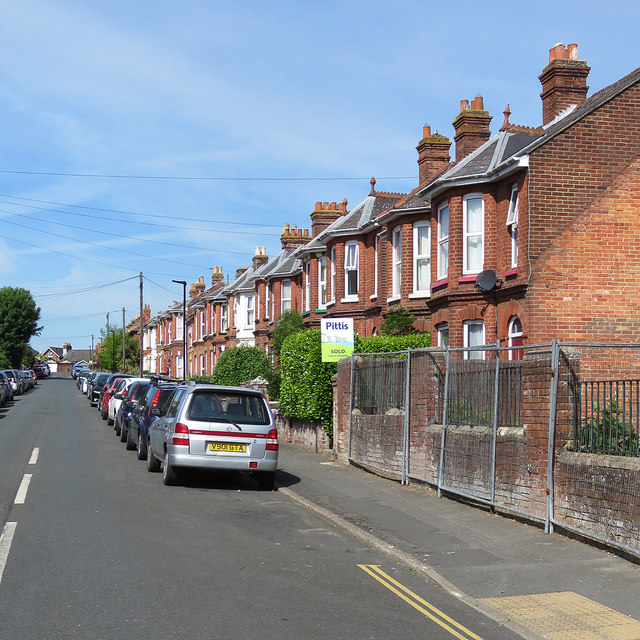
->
[481,591,640,639]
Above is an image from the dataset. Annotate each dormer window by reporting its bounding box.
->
[507,185,519,268]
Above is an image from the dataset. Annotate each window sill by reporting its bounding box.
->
[326,300,335,308]
[314,308,327,314]
[505,267,518,278]
[340,297,359,304]
[386,295,401,304]
[409,292,431,299]
[431,278,449,290]
[458,275,478,283]
[370,294,378,301]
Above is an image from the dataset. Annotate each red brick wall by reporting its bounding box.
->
[526,158,640,344]
[528,81,640,265]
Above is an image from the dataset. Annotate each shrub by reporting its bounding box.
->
[270,309,305,358]
[279,329,335,433]
[380,307,416,335]
[356,332,431,354]
[211,346,273,387]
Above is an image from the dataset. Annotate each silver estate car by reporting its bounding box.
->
[146,384,278,490]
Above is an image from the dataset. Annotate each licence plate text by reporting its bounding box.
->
[209,442,247,453]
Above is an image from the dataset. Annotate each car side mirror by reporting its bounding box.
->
[150,406,161,417]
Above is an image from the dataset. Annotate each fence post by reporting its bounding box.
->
[402,349,411,485]
[490,341,501,504]
[348,354,355,461]
[438,347,451,498]
[546,338,560,534]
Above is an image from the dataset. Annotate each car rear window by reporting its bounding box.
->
[187,391,270,425]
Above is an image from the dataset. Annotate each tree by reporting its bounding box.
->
[95,327,139,373]
[211,346,273,387]
[380,307,416,336]
[270,309,305,358]
[0,287,42,368]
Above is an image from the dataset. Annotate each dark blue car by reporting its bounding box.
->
[128,381,178,460]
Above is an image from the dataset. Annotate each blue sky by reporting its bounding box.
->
[1,0,639,354]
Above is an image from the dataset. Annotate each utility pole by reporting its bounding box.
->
[122,307,126,372]
[139,272,144,376]
[91,334,94,370]
[172,280,187,379]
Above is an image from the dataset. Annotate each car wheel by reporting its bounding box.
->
[107,414,114,426]
[125,424,136,451]
[256,471,276,491]
[115,417,121,437]
[146,442,160,472]
[137,432,147,461]
[162,451,179,486]
[120,425,127,443]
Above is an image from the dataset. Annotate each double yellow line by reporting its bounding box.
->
[358,565,484,640]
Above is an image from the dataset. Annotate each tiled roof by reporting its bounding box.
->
[426,64,640,192]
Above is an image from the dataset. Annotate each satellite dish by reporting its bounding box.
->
[475,269,498,291]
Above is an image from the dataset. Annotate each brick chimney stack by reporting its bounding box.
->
[252,246,269,270]
[539,43,590,126]
[211,265,224,288]
[281,224,312,249]
[453,96,492,162]
[310,200,347,238]
[416,125,451,186]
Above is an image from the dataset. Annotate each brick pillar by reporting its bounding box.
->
[332,359,352,464]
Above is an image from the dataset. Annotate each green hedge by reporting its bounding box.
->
[210,346,273,387]
[279,329,335,432]
[355,332,431,353]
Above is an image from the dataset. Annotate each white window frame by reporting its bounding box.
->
[233,299,238,328]
[463,320,485,360]
[199,310,205,340]
[508,316,523,361]
[281,280,291,312]
[372,234,379,299]
[210,305,215,335]
[246,294,255,328]
[220,303,228,333]
[330,246,336,302]
[507,184,519,268]
[437,202,449,279]
[318,255,327,309]
[175,316,183,341]
[200,354,205,375]
[437,323,449,348]
[265,283,270,320]
[463,193,485,275]
[392,227,402,297]
[176,355,184,378]
[412,221,431,296]
[304,261,310,312]
[343,241,359,300]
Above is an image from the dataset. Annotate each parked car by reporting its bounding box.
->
[99,375,133,419]
[146,384,278,489]
[0,371,10,406]
[115,379,150,438]
[89,372,111,406]
[2,370,22,396]
[128,378,179,459]
[33,365,47,379]
[108,377,145,426]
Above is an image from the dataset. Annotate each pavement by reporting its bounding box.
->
[277,443,640,640]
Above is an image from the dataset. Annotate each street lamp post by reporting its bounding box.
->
[172,279,187,379]
[107,329,116,373]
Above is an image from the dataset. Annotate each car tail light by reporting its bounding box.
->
[266,428,278,451]
[148,390,161,417]
[172,423,189,446]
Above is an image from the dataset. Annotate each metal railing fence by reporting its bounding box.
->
[345,341,640,559]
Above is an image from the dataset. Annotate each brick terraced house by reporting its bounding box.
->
[141,43,640,373]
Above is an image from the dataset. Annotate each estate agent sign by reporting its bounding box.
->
[321,318,354,363]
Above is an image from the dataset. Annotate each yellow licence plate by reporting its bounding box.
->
[209,442,247,453]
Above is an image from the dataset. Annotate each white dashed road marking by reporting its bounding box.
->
[28,447,39,465]
[0,522,17,584]
[14,474,32,505]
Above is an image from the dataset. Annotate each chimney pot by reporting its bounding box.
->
[330,201,336,210]
[567,43,578,60]
[460,99,469,113]
[471,95,484,110]
[315,201,322,210]
[423,124,431,138]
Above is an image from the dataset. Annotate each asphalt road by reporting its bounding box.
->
[0,376,523,640]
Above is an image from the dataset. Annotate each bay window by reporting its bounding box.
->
[463,194,484,274]
[437,202,449,279]
[413,221,430,295]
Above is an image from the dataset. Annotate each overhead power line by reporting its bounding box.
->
[0,170,414,181]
